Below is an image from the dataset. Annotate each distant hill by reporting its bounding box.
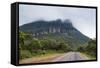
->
[19,19,90,49]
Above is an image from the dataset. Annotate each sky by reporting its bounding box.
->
[19,4,96,39]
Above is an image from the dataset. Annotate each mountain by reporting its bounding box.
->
[19,19,90,49]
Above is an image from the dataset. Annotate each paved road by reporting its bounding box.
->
[52,52,89,62]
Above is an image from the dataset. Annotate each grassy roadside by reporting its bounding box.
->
[19,51,65,64]
[80,52,96,60]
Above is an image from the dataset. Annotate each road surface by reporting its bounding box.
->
[51,52,89,62]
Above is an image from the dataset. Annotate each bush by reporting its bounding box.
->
[85,39,96,57]
[57,42,71,52]
[77,46,86,52]
[19,50,32,59]
[19,31,73,60]
[27,38,42,53]
[77,39,96,57]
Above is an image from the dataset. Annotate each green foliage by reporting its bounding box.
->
[27,38,42,53]
[40,38,57,50]
[40,38,72,52]
[30,38,41,49]
[57,42,68,52]
[85,39,96,57]
[19,31,74,60]
[19,31,25,50]
[77,39,96,58]
[77,46,86,52]
[19,50,32,59]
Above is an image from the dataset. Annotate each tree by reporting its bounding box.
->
[29,38,41,52]
[77,46,86,52]
[77,39,96,57]
[57,42,70,52]
[19,31,25,50]
[40,38,57,50]
[85,39,96,57]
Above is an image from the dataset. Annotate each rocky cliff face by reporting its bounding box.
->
[19,19,74,36]
[19,19,90,48]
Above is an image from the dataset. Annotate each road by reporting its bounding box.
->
[52,52,89,62]
[19,52,90,64]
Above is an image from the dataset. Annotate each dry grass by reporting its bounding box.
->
[19,53,64,64]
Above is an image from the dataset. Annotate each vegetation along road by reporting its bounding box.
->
[19,52,90,64]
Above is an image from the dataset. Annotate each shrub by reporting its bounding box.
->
[19,50,32,59]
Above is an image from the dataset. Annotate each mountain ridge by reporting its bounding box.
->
[19,19,90,49]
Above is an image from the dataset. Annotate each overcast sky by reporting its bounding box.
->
[19,4,96,39]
